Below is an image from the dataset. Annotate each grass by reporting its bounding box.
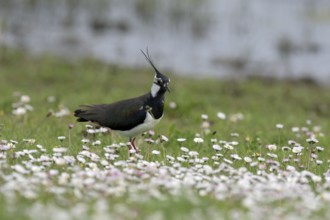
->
[1,47,330,219]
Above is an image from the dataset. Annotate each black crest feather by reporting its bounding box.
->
[140,48,161,76]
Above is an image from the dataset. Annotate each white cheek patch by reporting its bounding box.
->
[151,83,161,97]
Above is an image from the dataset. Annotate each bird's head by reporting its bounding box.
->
[141,49,170,97]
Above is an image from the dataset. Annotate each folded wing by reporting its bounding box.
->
[74,98,147,131]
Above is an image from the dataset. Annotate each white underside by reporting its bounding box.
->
[116,112,162,138]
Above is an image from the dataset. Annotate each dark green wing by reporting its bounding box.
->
[74,96,147,131]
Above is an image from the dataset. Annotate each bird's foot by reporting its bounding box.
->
[128,137,141,156]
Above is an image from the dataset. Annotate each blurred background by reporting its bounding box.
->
[1,0,330,84]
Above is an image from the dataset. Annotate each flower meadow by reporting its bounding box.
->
[1,51,330,219]
[1,92,330,220]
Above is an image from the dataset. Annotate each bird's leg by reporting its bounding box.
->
[128,137,140,154]
[130,137,136,150]
[127,137,134,157]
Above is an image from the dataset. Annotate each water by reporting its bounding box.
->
[1,0,330,84]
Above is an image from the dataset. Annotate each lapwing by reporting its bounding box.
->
[74,49,170,152]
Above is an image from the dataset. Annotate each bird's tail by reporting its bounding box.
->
[74,107,93,122]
